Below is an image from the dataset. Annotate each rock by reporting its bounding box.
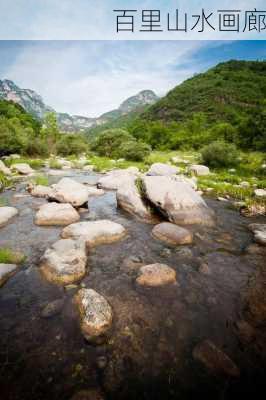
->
[87,187,104,197]
[97,168,138,190]
[189,165,210,176]
[248,224,266,246]
[0,264,18,287]
[171,174,197,190]
[35,203,80,226]
[121,256,143,273]
[193,340,240,377]
[171,156,182,164]
[240,181,250,188]
[235,320,255,344]
[199,262,211,275]
[152,222,193,245]
[254,189,266,198]
[9,154,20,159]
[29,185,52,198]
[41,299,65,318]
[143,176,214,226]
[70,389,105,400]
[74,288,113,344]
[83,165,94,172]
[48,169,66,176]
[0,160,11,175]
[11,163,34,175]
[217,197,229,202]
[49,178,90,207]
[147,163,179,176]
[136,263,176,287]
[61,220,126,247]
[116,179,156,223]
[0,207,18,227]
[40,239,87,285]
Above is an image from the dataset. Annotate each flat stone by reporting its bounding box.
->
[0,264,18,287]
[152,222,193,245]
[35,203,80,226]
[49,178,90,207]
[0,207,18,227]
[147,163,179,176]
[40,239,87,285]
[61,220,126,247]
[74,288,113,344]
[29,185,52,198]
[11,163,34,175]
[193,340,240,377]
[136,263,176,287]
[97,168,138,190]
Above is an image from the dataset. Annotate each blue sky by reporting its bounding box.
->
[0,40,265,117]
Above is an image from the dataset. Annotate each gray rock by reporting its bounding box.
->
[49,178,90,207]
[152,222,193,245]
[0,264,18,287]
[11,163,34,175]
[189,165,210,176]
[136,263,176,287]
[248,223,266,246]
[0,206,18,227]
[147,163,179,176]
[35,202,80,226]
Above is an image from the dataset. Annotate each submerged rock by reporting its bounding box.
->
[11,163,34,175]
[248,223,266,246]
[40,239,87,285]
[74,288,113,344]
[152,222,193,245]
[0,206,18,228]
[189,164,210,176]
[147,163,179,176]
[0,160,11,175]
[0,264,18,287]
[49,178,90,207]
[136,263,176,287]
[193,340,240,377]
[143,176,214,226]
[40,299,65,318]
[35,203,80,226]
[61,220,126,247]
[117,178,156,223]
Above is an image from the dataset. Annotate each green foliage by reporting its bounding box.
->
[32,174,49,186]
[56,133,88,156]
[0,247,25,264]
[49,159,62,169]
[119,140,151,161]
[0,172,9,192]
[41,113,60,155]
[90,129,133,158]
[6,157,44,169]
[200,141,240,168]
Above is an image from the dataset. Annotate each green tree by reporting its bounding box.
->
[41,113,60,155]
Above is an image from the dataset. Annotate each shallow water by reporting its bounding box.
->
[0,170,266,399]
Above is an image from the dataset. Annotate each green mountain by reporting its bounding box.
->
[143,60,266,125]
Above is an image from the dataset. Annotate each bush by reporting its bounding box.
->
[57,134,88,156]
[90,129,133,158]
[201,141,240,168]
[119,140,151,161]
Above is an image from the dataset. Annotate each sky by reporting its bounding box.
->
[0,40,265,117]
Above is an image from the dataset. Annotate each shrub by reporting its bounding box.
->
[119,140,151,161]
[90,129,133,158]
[49,159,62,169]
[57,134,88,156]
[201,141,240,168]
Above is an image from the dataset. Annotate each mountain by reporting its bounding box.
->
[142,60,266,125]
[0,79,158,132]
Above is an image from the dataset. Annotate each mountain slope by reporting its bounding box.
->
[143,60,266,125]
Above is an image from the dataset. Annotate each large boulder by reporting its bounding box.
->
[136,263,176,287]
[189,164,210,176]
[116,179,156,223]
[143,176,214,226]
[147,163,179,176]
[193,340,240,377]
[40,239,87,285]
[152,222,193,245]
[11,163,34,175]
[248,223,266,246]
[0,264,18,287]
[0,207,18,228]
[74,288,113,343]
[171,174,197,190]
[97,168,138,190]
[28,184,52,198]
[35,203,80,226]
[61,220,126,247]
[49,178,90,207]
[0,160,11,175]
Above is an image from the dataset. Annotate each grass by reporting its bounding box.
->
[0,198,8,206]
[0,172,9,192]
[0,248,26,264]
[31,174,49,186]
[5,157,44,170]
[49,159,63,169]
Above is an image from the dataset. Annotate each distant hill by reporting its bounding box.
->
[142,60,266,125]
[0,79,158,132]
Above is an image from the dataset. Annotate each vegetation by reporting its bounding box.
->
[200,141,240,168]
[0,248,25,264]
[32,174,49,186]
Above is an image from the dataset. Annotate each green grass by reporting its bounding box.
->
[31,174,49,186]
[49,159,63,169]
[5,157,44,170]
[0,248,25,264]
[89,155,145,172]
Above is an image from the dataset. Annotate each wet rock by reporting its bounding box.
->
[176,247,193,258]
[0,206,18,227]
[28,184,52,198]
[121,256,143,273]
[11,163,34,175]
[152,222,193,245]
[41,299,65,318]
[193,340,240,377]
[0,264,18,287]
[248,223,266,246]
[143,176,214,226]
[136,263,176,287]
[0,160,11,175]
[49,178,90,207]
[198,262,211,275]
[254,189,266,198]
[35,202,80,226]
[235,320,255,344]
[147,163,179,176]
[74,288,113,344]
[117,179,156,223]
[97,168,138,190]
[189,164,210,176]
[61,220,126,247]
[70,389,105,400]
[40,239,87,285]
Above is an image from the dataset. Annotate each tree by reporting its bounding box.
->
[41,113,60,155]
